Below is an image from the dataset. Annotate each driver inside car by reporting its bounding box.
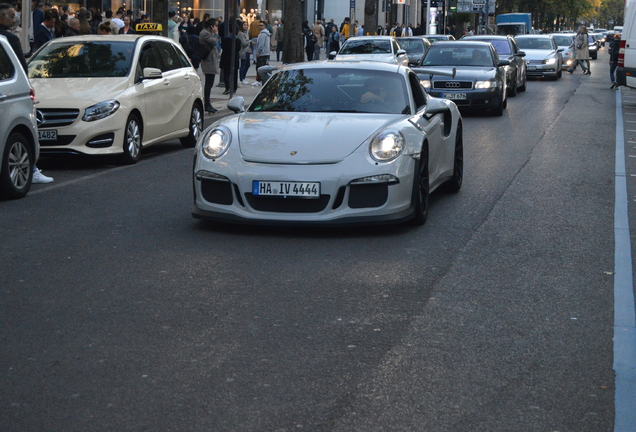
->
[360,80,387,104]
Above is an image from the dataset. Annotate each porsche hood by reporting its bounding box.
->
[236,112,398,164]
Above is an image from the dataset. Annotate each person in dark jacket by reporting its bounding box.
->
[609,33,621,89]
[180,26,200,69]
[0,2,27,71]
[33,10,54,51]
[89,11,102,34]
[220,20,241,94]
[65,17,80,36]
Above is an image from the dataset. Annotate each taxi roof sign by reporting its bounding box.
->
[135,23,163,32]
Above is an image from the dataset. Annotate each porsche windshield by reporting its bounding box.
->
[249,68,410,115]
[340,40,392,54]
[28,41,135,78]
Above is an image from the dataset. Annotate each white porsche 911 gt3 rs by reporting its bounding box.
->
[192,61,463,226]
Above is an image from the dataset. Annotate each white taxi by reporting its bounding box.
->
[28,35,203,164]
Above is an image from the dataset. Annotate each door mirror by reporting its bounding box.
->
[228,96,245,113]
[143,67,163,79]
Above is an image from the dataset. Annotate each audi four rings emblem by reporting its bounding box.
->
[445,82,461,88]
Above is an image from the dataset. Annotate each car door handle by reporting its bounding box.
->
[0,94,7,101]
[163,79,170,86]
[184,74,190,80]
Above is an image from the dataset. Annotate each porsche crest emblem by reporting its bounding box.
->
[290,151,297,156]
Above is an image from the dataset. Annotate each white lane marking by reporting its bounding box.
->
[614,89,636,431]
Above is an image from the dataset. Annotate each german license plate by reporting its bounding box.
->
[38,130,57,141]
[443,93,466,100]
[253,181,320,198]
[527,66,537,70]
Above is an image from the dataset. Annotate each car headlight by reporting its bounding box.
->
[202,126,232,159]
[543,58,557,65]
[82,99,120,122]
[420,80,431,89]
[475,80,495,89]
[369,130,404,162]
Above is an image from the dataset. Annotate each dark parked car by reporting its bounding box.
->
[397,36,432,66]
[462,35,527,96]
[415,41,509,116]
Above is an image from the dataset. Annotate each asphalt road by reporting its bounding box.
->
[0,54,623,431]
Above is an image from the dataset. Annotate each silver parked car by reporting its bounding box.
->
[193,61,463,226]
[0,35,39,199]
[514,35,563,80]
[549,33,575,70]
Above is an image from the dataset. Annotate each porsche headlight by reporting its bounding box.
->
[475,80,495,89]
[370,130,404,162]
[543,58,557,65]
[82,99,120,122]
[202,126,232,159]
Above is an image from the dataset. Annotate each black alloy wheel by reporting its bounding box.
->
[411,144,430,225]
[441,124,463,193]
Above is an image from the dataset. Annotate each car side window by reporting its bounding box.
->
[139,42,160,70]
[172,44,192,68]
[408,73,426,111]
[156,41,183,72]
[0,46,15,81]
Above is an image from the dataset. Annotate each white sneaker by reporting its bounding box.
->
[251,81,262,86]
[241,80,250,85]
[32,169,53,184]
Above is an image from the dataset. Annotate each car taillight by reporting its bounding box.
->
[619,40,626,67]
[30,87,36,104]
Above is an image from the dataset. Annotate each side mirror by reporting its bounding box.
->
[328,51,337,60]
[143,67,163,79]
[498,59,511,66]
[557,47,564,52]
[227,96,245,113]
[425,97,449,117]
[516,50,526,57]
[396,49,407,56]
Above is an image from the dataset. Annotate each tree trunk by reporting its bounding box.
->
[283,0,305,63]
[365,0,378,35]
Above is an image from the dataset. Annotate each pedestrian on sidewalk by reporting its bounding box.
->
[254,20,270,84]
[199,18,220,113]
[220,20,241,95]
[609,33,621,89]
[238,20,251,84]
[275,19,284,61]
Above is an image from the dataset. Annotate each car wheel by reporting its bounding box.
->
[508,79,518,97]
[0,132,33,200]
[120,113,142,165]
[591,51,597,60]
[180,102,203,148]
[492,96,505,116]
[411,144,429,225]
[518,74,527,92]
[557,67,562,78]
[440,123,463,193]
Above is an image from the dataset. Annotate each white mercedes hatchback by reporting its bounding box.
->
[0,35,39,199]
[28,35,203,164]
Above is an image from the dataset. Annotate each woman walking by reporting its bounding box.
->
[199,18,221,113]
[238,20,251,85]
[567,26,591,75]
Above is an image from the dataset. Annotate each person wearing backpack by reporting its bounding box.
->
[199,18,221,113]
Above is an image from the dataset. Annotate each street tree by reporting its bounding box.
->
[282,0,304,63]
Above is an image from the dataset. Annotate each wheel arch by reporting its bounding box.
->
[9,124,37,155]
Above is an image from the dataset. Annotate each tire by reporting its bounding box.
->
[557,67,562,78]
[440,124,463,193]
[591,51,597,60]
[492,95,505,116]
[120,113,142,165]
[180,102,203,148]
[518,73,527,92]
[508,77,518,97]
[411,144,429,225]
[0,132,34,200]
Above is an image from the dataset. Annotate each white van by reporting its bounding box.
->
[617,0,636,88]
